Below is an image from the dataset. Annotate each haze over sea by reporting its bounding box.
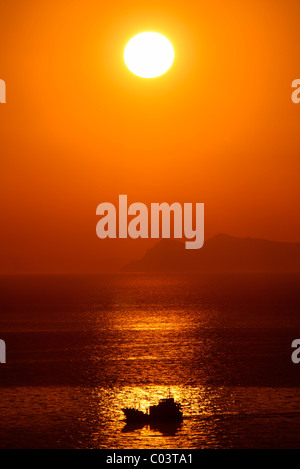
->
[0,273,299,448]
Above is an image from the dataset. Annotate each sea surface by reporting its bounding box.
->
[0,273,299,449]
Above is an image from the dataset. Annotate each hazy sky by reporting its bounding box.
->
[1,0,299,273]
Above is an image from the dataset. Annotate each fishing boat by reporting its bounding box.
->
[122,395,183,423]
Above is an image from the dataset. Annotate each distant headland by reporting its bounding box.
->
[122,234,300,273]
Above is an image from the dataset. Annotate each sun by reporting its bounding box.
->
[124,32,174,79]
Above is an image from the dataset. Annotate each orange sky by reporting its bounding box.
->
[0,0,300,273]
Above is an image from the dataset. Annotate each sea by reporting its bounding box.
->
[0,272,299,449]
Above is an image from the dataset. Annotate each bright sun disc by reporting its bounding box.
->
[124,32,174,79]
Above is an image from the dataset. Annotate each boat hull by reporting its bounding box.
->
[122,408,150,423]
[122,407,183,423]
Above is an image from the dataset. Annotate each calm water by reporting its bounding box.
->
[0,273,299,448]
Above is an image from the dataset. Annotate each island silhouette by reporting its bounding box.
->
[122,234,300,273]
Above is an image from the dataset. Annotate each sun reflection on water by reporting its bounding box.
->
[1,385,299,449]
[83,384,218,449]
[107,308,199,332]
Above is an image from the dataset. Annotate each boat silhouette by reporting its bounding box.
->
[122,395,183,423]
